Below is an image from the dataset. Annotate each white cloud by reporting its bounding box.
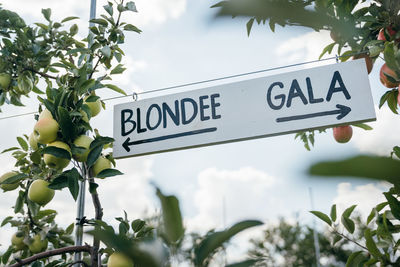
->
[275,30,336,68]
[188,167,276,232]
[332,182,388,219]
[185,166,277,266]
[352,106,400,155]
[132,0,186,26]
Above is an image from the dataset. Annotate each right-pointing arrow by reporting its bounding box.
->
[276,104,351,123]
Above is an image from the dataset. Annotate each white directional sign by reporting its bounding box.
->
[113,59,376,158]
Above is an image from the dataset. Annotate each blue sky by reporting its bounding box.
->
[0,0,393,263]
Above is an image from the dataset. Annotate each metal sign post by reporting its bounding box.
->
[74,0,96,266]
[113,60,376,158]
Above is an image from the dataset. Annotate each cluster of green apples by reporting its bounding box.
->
[0,94,112,208]
[0,72,34,95]
[11,232,48,254]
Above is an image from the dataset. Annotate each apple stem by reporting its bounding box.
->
[8,245,92,267]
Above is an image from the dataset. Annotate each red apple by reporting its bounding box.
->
[378,27,396,41]
[380,63,399,88]
[333,126,353,143]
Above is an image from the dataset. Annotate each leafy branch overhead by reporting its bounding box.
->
[213,0,400,148]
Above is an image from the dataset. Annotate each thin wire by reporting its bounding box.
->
[0,51,368,121]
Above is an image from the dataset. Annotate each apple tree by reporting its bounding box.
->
[212,0,400,265]
[0,2,262,267]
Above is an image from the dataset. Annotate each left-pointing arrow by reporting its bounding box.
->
[276,104,351,123]
[122,127,218,152]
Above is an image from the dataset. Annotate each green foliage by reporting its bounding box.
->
[309,156,400,265]
[0,1,140,265]
[247,217,353,266]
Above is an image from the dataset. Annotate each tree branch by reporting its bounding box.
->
[331,228,368,251]
[24,68,57,80]
[89,176,104,267]
[88,55,102,80]
[9,245,92,267]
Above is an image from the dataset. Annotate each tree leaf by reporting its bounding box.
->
[87,144,103,167]
[226,259,260,267]
[131,219,146,233]
[1,147,20,153]
[342,205,357,218]
[103,4,113,16]
[246,18,254,36]
[309,155,400,186]
[67,168,80,201]
[1,216,13,227]
[58,106,75,141]
[383,192,400,220]
[104,83,127,95]
[17,136,28,151]
[61,16,79,23]
[330,204,337,222]
[352,123,373,131]
[341,216,355,234]
[110,64,127,75]
[42,146,71,160]
[310,211,332,226]
[89,181,99,194]
[14,191,24,214]
[48,175,68,190]
[96,168,123,179]
[194,220,263,266]
[126,1,137,12]
[0,173,27,185]
[156,188,184,245]
[365,228,381,259]
[345,251,368,267]
[319,43,335,59]
[41,8,51,21]
[1,246,12,264]
[90,18,108,27]
[85,95,100,103]
[124,24,141,33]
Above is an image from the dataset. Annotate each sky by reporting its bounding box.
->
[0,0,395,264]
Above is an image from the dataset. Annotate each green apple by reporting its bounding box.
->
[0,171,19,191]
[84,95,102,117]
[107,252,133,267]
[28,179,55,206]
[0,73,11,89]
[92,156,112,177]
[44,141,71,169]
[73,135,93,162]
[80,110,90,123]
[28,234,48,254]
[29,132,38,150]
[11,232,26,250]
[38,109,53,120]
[34,117,59,144]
